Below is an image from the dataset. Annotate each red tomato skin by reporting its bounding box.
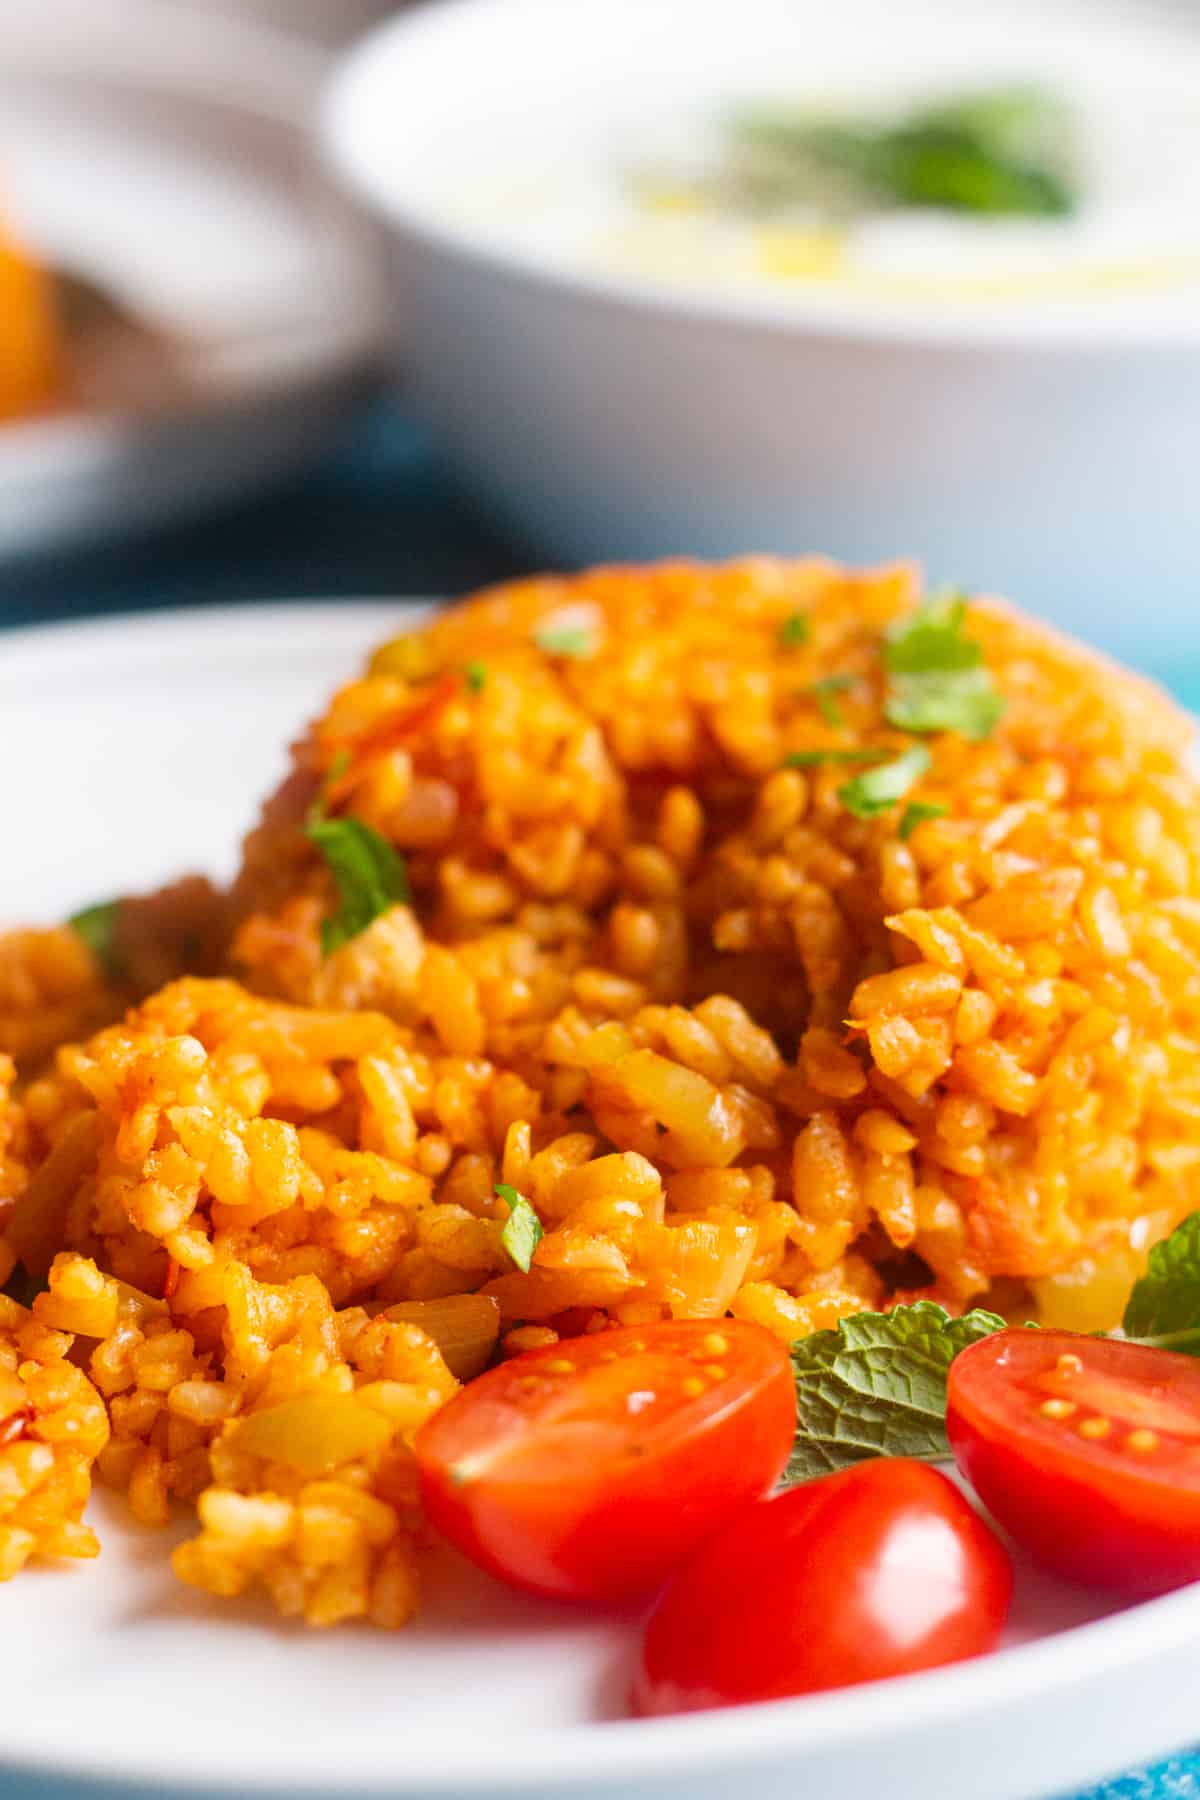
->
[948,1330,1200,1597]
[633,1459,1012,1715]
[415,1321,797,1605]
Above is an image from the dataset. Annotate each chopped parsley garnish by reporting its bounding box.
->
[783,1302,1007,1484]
[496,1184,544,1273]
[838,744,931,818]
[324,748,352,786]
[882,593,1005,740]
[305,814,410,956]
[884,592,979,675]
[807,674,855,728]
[778,612,811,648]
[465,660,488,693]
[535,624,595,659]
[786,747,888,768]
[310,749,353,820]
[899,800,947,841]
[887,667,1005,739]
[68,900,122,978]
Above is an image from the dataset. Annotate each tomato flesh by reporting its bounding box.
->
[413,1319,796,1603]
[947,1328,1200,1596]
[633,1459,1011,1714]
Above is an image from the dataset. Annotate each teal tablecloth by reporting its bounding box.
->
[0,396,1195,1800]
[1085,1771,1200,1800]
[0,400,524,628]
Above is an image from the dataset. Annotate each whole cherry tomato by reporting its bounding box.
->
[633,1459,1012,1715]
[413,1319,796,1603]
[948,1328,1200,1595]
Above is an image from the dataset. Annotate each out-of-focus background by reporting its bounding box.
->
[3,6,1200,1800]
[2,0,1199,680]
[174,0,401,43]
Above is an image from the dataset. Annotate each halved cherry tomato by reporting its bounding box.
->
[633,1459,1011,1715]
[413,1320,796,1604]
[948,1328,1200,1596]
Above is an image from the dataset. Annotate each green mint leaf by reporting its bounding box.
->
[871,87,1078,218]
[882,594,1004,740]
[722,86,1077,223]
[899,801,948,841]
[465,661,488,693]
[778,612,811,648]
[786,747,889,768]
[808,674,855,728]
[535,625,594,659]
[1122,1213,1200,1353]
[496,1184,544,1273]
[305,816,410,956]
[68,900,122,978]
[838,744,931,818]
[783,1302,1006,1484]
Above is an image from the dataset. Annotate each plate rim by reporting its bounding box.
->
[1,600,1198,1796]
[0,597,408,665]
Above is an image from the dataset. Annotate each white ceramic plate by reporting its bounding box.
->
[0,0,382,561]
[0,605,1198,1800]
[170,0,407,48]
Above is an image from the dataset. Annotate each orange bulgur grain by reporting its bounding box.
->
[2,557,1200,1624]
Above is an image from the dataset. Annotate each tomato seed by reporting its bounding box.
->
[680,1376,706,1398]
[1040,1398,1075,1421]
[703,1333,730,1358]
[700,1364,727,1382]
[545,1359,576,1374]
[1078,1416,1111,1440]
[1055,1353,1084,1378]
[1125,1429,1159,1455]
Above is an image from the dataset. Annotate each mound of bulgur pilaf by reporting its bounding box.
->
[2,556,1200,1620]
[0,1291,109,1577]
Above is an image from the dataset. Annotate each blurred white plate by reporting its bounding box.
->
[174,0,406,48]
[0,0,383,560]
[0,603,1199,1800]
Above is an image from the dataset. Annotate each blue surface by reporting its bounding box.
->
[1075,1765,1200,1800]
[0,393,1196,1800]
[0,398,525,629]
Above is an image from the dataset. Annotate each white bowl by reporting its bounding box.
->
[324,0,1200,666]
